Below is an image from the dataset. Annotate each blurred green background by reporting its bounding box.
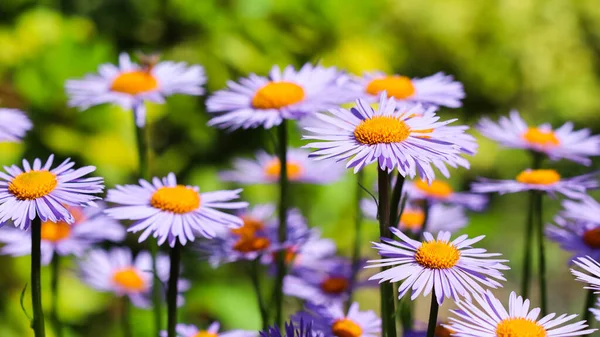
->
[2,0,600,336]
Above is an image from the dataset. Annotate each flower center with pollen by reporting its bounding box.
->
[399,210,425,230]
[415,240,460,269]
[496,317,546,337]
[354,116,410,145]
[233,236,270,253]
[331,318,363,337]
[231,216,264,237]
[264,159,303,181]
[193,331,218,337]
[41,221,71,242]
[8,170,58,200]
[583,228,600,248]
[320,276,350,295]
[112,268,146,292]
[522,128,559,147]
[252,81,305,109]
[414,180,453,199]
[516,169,560,185]
[365,76,415,99]
[110,71,158,95]
[150,185,200,214]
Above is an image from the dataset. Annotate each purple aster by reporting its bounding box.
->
[286,229,337,275]
[560,196,600,224]
[302,93,466,181]
[406,179,488,211]
[477,110,600,165]
[0,108,32,142]
[105,173,248,247]
[159,321,257,337]
[66,53,206,127]
[293,302,380,337]
[366,229,509,304]
[220,148,345,185]
[206,64,348,130]
[260,319,319,337]
[546,217,600,262]
[0,203,125,265]
[0,155,104,229]
[447,290,596,336]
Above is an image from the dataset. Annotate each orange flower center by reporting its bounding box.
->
[233,236,270,253]
[110,71,158,95]
[193,331,218,337]
[415,240,460,269]
[150,185,200,214]
[331,318,363,337]
[112,268,146,292]
[414,180,453,199]
[522,128,559,147]
[8,170,58,200]
[251,81,305,109]
[583,228,600,248]
[231,216,265,237]
[365,75,415,99]
[41,221,71,242]
[496,317,546,337]
[264,159,304,181]
[399,210,425,230]
[320,276,350,295]
[354,116,410,145]
[515,169,560,185]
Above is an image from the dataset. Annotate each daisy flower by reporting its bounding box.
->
[105,172,248,247]
[220,148,345,185]
[0,204,125,265]
[0,155,104,229]
[406,179,488,211]
[294,302,380,337]
[546,217,600,262]
[446,290,596,337]
[471,169,598,199]
[79,247,189,308]
[206,63,347,130]
[477,110,600,165]
[0,108,32,142]
[346,71,465,108]
[303,93,466,181]
[560,196,600,225]
[361,198,468,234]
[66,53,206,127]
[367,229,509,304]
[286,230,337,274]
[159,321,257,337]
[260,319,317,337]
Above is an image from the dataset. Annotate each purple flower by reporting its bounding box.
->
[0,108,32,142]
[294,302,380,337]
[260,319,318,337]
[406,179,488,211]
[560,196,600,224]
[159,321,257,337]
[546,217,600,262]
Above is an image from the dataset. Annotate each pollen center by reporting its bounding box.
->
[193,331,218,337]
[399,210,425,230]
[365,76,415,99]
[264,159,304,181]
[522,128,559,147]
[231,216,264,237]
[320,276,350,295]
[8,170,58,200]
[331,318,363,337]
[252,81,305,109]
[496,317,546,337]
[354,116,410,145]
[583,228,600,248]
[516,169,561,185]
[110,71,158,95]
[41,221,71,242]
[233,236,270,253]
[415,240,460,269]
[112,268,146,292]
[414,180,453,198]
[150,185,200,214]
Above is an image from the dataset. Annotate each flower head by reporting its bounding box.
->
[261,319,319,337]
[66,53,206,127]
[560,196,600,225]
[447,290,596,337]
[407,179,488,211]
[546,217,600,262]
[367,229,509,304]
[0,155,104,229]
[220,148,345,185]
[207,64,347,130]
[477,110,600,165]
[159,321,257,337]
[0,108,32,142]
[294,302,380,337]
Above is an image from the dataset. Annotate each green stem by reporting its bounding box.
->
[122,297,132,337]
[583,288,595,324]
[249,259,269,330]
[348,170,365,309]
[31,217,46,337]
[274,121,289,327]
[521,190,535,299]
[167,243,181,337]
[377,168,396,337]
[50,255,63,337]
[425,291,439,337]
[535,191,547,315]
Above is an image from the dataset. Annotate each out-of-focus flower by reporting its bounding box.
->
[0,108,32,142]
[546,217,600,262]
[159,321,257,337]
[560,196,600,225]
[367,229,508,304]
[105,173,247,247]
[207,64,347,130]
[402,324,455,337]
[477,110,600,165]
[0,155,104,229]
[406,179,488,211]
[66,53,205,127]
[447,290,596,337]
[260,319,318,337]
[220,148,345,185]
[294,302,380,337]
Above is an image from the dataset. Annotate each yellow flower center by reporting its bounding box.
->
[365,75,415,99]
[399,210,425,230]
[354,116,411,145]
[496,317,547,337]
[415,240,461,269]
[331,318,363,337]
[41,221,71,242]
[320,276,350,295]
[8,170,58,200]
[414,180,454,199]
[264,159,304,181]
[251,81,305,109]
[434,325,455,337]
[515,169,561,185]
[110,71,159,95]
[193,331,218,337]
[150,185,201,214]
[233,236,270,253]
[112,268,146,292]
[522,128,560,147]
[583,228,600,248]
